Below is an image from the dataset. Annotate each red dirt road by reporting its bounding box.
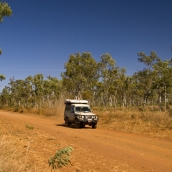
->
[0,110,172,172]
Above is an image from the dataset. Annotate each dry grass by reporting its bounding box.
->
[0,118,63,172]
[1,105,172,141]
[96,108,172,140]
[0,102,65,118]
[0,106,172,171]
[0,124,30,172]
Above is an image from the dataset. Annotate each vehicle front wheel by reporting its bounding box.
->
[65,118,70,127]
[75,119,80,128]
[80,123,85,128]
[92,123,97,129]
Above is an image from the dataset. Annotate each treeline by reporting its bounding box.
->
[1,51,172,111]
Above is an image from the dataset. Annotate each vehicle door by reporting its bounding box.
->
[69,105,75,121]
[64,104,70,119]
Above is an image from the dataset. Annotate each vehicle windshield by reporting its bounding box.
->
[75,106,91,112]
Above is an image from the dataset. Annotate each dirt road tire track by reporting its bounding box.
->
[0,110,172,172]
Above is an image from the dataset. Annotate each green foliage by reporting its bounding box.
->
[137,51,160,67]
[0,1,12,73]
[25,124,34,130]
[61,52,99,99]
[48,146,73,169]
[0,75,64,111]
[0,2,12,22]
[0,74,5,81]
[97,53,126,106]
[1,50,172,112]
[0,2,12,56]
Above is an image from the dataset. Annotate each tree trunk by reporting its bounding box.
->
[164,85,167,112]
[159,89,162,111]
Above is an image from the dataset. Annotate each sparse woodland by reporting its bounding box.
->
[1,2,172,172]
[1,51,172,114]
[1,2,172,115]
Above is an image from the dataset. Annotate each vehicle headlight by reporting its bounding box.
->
[94,115,98,119]
[76,115,85,119]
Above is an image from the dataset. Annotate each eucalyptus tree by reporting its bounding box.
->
[12,79,28,108]
[0,74,64,110]
[24,76,35,108]
[43,76,63,106]
[134,51,160,106]
[114,68,129,107]
[61,52,99,100]
[0,2,12,54]
[99,53,126,107]
[0,1,12,84]
[98,53,116,106]
[0,86,11,106]
[7,77,30,108]
[7,77,17,106]
[119,75,137,107]
[0,77,25,107]
[153,60,172,110]
[0,2,12,22]
[6,76,35,109]
[32,74,44,109]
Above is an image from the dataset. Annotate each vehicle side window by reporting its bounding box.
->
[82,107,90,112]
[75,107,81,112]
[70,106,74,113]
[65,104,71,111]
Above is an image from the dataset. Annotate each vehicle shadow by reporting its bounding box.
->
[55,123,92,129]
[55,123,65,127]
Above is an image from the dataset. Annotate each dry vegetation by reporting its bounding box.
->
[0,120,32,172]
[2,105,172,141]
[0,115,69,172]
[1,106,172,171]
[96,107,172,141]
[1,105,65,117]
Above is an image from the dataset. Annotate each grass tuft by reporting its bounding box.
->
[26,124,34,130]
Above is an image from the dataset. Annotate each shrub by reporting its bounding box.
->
[48,146,73,169]
[25,124,34,130]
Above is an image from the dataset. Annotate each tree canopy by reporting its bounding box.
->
[1,50,172,112]
[0,2,12,55]
[0,2,12,22]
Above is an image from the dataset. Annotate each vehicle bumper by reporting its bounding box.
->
[77,118,98,125]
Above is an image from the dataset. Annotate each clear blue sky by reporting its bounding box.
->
[0,0,172,90]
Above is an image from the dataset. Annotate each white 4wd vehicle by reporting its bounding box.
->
[64,99,99,129]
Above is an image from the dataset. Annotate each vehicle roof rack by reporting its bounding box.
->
[64,99,88,104]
